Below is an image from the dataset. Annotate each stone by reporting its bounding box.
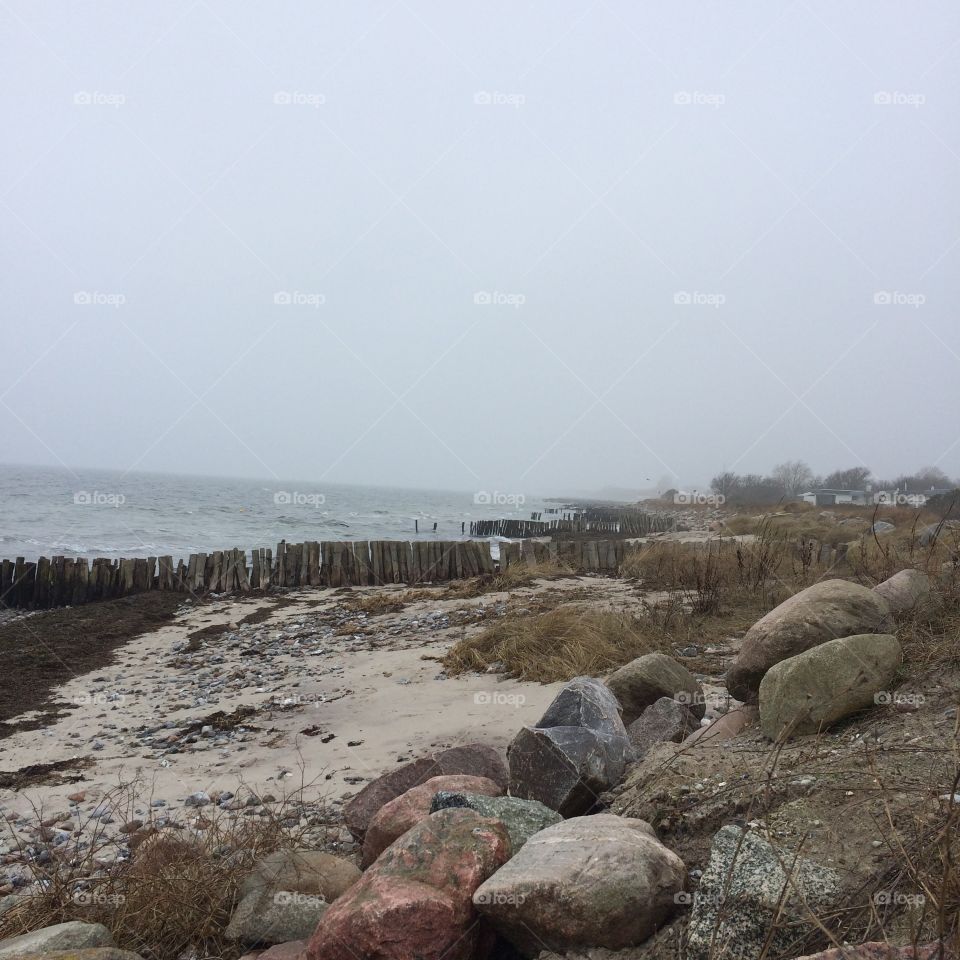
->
[241,850,359,902]
[873,569,938,619]
[255,941,308,960]
[343,742,508,841]
[871,521,895,534]
[686,825,843,960]
[306,808,510,960]
[683,706,759,746]
[536,676,625,733]
[4,952,144,960]
[791,942,952,960]
[430,791,562,852]
[606,654,705,725]
[0,923,114,959]
[473,814,685,954]
[627,697,698,758]
[726,580,894,702]
[918,521,960,547]
[225,888,328,947]
[508,724,629,817]
[362,774,502,866]
[759,634,901,740]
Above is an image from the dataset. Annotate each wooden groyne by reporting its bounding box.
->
[0,533,850,612]
[469,511,675,538]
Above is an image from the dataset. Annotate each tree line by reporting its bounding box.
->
[706,461,959,506]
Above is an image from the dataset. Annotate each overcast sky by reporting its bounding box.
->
[1,1,958,496]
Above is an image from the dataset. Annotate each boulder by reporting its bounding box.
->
[226,888,328,947]
[508,724,629,817]
[241,849,360,902]
[2,952,144,960]
[306,808,510,960]
[792,942,952,959]
[726,580,893,702]
[473,814,685,954]
[362,774,502,866]
[759,633,901,740]
[250,942,307,960]
[683,705,759,746]
[343,742,508,840]
[918,520,960,547]
[0,923,114,959]
[536,676,625,732]
[686,825,843,960]
[606,654,705,725]
[873,569,938,619]
[627,697,699,758]
[871,521,895,534]
[430,792,562,852]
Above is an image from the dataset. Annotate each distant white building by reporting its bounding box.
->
[799,489,870,506]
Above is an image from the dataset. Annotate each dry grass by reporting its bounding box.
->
[442,604,673,682]
[0,777,332,960]
[439,559,573,600]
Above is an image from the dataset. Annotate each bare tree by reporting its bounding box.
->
[771,460,815,496]
[823,466,872,490]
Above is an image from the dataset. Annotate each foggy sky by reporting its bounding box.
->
[2,1,958,498]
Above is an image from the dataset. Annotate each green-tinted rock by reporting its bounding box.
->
[430,791,562,851]
[759,633,901,739]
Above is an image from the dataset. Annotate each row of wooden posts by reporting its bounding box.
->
[0,533,851,612]
[468,513,675,538]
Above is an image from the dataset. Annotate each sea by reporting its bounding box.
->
[0,464,557,564]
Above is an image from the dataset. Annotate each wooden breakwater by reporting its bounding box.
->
[470,512,675,538]
[0,539,500,611]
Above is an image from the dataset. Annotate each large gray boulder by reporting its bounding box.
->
[226,888,328,947]
[873,569,938,619]
[726,579,893,702]
[628,696,699,759]
[759,633,901,740]
[686,825,843,960]
[606,654,705,725]
[537,676,625,732]
[0,922,114,959]
[508,725,629,816]
[430,791,562,852]
[473,814,685,955]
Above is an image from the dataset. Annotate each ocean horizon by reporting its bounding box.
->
[0,463,559,563]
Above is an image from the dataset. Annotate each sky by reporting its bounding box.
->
[1,1,958,498]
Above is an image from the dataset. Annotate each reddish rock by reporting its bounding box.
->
[792,942,953,960]
[683,706,759,746]
[362,774,502,866]
[306,808,510,960]
[343,743,508,841]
